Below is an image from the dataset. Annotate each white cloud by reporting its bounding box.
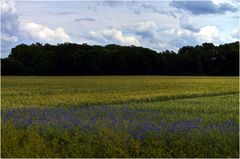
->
[102,29,140,45]
[137,21,157,32]
[1,34,18,42]
[90,29,140,46]
[161,27,197,50]
[212,0,235,5]
[197,25,220,42]
[133,21,161,48]
[134,21,159,41]
[0,0,17,13]
[231,28,239,39]
[195,25,239,44]
[21,22,71,42]
[162,24,238,50]
[179,15,199,32]
[1,0,72,57]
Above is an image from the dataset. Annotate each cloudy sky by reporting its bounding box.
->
[1,0,239,57]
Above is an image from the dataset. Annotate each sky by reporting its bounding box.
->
[1,0,239,57]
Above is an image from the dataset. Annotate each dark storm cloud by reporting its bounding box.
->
[138,4,177,18]
[74,18,96,22]
[56,11,75,15]
[170,1,237,15]
[1,2,20,57]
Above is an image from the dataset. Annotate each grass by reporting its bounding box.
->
[1,76,239,157]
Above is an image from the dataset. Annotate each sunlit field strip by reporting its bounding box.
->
[1,76,238,109]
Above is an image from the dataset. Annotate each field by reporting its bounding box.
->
[1,76,239,157]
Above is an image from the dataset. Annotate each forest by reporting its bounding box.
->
[1,41,239,75]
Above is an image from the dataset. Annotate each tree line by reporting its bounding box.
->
[1,41,239,75]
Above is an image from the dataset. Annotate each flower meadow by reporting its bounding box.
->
[1,76,239,157]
